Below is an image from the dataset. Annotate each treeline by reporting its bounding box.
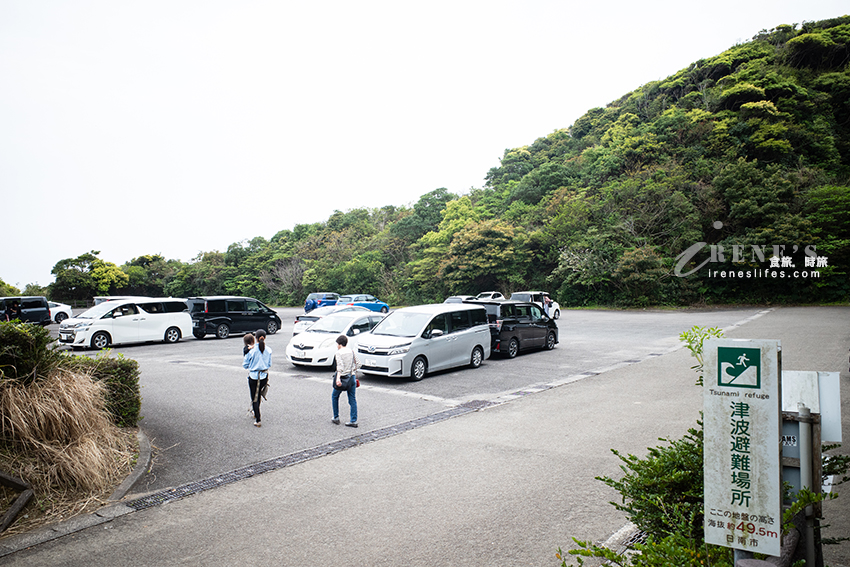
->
[6,16,850,307]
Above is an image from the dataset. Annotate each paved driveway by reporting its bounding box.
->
[52,306,772,494]
[10,306,848,566]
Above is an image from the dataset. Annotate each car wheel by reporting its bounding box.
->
[91,331,110,350]
[380,306,388,313]
[193,331,206,339]
[410,356,427,381]
[546,332,556,350]
[216,324,230,339]
[470,346,484,368]
[553,309,560,320]
[267,320,278,334]
[55,312,68,323]
[164,327,181,344]
[507,338,519,359]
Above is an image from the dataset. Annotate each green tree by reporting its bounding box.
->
[440,219,527,292]
[390,188,457,243]
[49,251,100,301]
[90,259,129,294]
[121,254,181,297]
[0,278,21,296]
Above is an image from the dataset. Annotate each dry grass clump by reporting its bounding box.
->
[0,368,137,536]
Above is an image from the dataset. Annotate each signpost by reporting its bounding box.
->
[704,339,782,557]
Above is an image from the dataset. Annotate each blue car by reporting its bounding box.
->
[336,294,389,313]
[304,292,339,313]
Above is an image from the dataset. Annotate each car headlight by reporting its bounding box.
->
[388,344,411,355]
[320,337,336,349]
[75,322,92,329]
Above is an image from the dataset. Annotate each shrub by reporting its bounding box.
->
[0,322,141,428]
[63,354,141,428]
[0,321,63,385]
[0,369,132,491]
[598,425,706,541]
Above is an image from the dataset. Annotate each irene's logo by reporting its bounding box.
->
[717,346,761,388]
[674,221,826,279]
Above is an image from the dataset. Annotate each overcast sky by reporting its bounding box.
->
[1,1,847,289]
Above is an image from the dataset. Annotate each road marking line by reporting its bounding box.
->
[170,361,462,406]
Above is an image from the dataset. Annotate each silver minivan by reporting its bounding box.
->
[357,303,490,381]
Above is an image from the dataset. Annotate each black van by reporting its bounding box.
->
[467,300,558,358]
[187,296,282,339]
[1,296,52,326]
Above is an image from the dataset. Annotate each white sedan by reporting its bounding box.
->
[292,304,371,335]
[48,301,73,323]
[286,311,385,368]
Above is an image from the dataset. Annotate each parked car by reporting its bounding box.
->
[468,300,558,357]
[443,295,476,303]
[48,301,73,323]
[58,298,191,350]
[93,295,149,306]
[187,296,281,339]
[292,304,371,335]
[357,303,490,381]
[304,292,339,312]
[509,291,560,319]
[1,296,52,326]
[336,294,389,313]
[286,311,385,368]
[474,291,505,301]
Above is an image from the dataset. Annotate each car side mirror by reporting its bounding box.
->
[352,328,360,335]
[429,329,444,338]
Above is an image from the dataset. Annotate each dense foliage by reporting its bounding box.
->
[8,17,850,307]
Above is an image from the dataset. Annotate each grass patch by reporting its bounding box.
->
[0,367,138,538]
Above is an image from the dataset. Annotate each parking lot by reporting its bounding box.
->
[51,305,770,494]
[15,305,848,567]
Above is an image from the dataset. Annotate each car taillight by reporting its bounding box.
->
[495,319,503,331]
[204,301,209,314]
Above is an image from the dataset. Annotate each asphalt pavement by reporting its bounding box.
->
[1,306,848,566]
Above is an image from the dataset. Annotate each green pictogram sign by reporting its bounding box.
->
[717,346,761,388]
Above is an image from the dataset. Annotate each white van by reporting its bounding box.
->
[357,303,490,381]
[59,298,192,350]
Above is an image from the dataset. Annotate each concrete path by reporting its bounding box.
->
[2,306,847,566]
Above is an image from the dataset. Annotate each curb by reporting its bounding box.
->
[109,428,153,502]
[0,429,151,558]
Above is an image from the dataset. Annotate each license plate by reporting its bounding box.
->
[294,349,304,358]
[366,358,377,366]
[60,333,73,342]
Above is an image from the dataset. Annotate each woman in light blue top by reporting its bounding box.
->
[243,329,272,427]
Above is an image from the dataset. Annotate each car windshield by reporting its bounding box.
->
[308,305,339,317]
[74,303,121,319]
[337,295,354,303]
[309,314,356,333]
[371,311,432,337]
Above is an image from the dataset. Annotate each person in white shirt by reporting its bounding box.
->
[332,334,360,427]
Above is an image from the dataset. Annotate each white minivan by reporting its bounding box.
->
[356,303,490,381]
[59,298,192,350]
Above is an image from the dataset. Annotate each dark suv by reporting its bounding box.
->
[467,300,558,358]
[1,296,52,326]
[187,296,282,339]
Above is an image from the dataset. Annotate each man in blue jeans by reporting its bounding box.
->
[331,335,360,427]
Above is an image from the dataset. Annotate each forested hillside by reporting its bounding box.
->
[25,16,850,307]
